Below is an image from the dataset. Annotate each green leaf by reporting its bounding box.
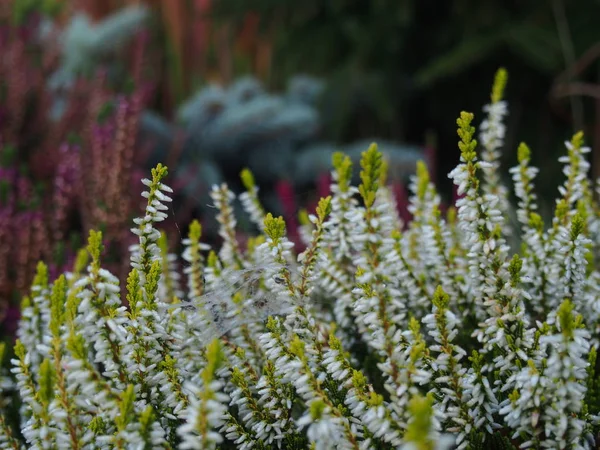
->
[504,24,562,73]
[115,385,136,431]
[39,359,56,406]
[415,32,505,88]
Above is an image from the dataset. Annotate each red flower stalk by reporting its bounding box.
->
[51,143,80,242]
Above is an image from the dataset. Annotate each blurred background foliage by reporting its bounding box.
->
[72,0,600,199]
[208,0,600,196]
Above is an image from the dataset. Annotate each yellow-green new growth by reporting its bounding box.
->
[73,248,89,276]
[39,358,56,407]
[289,335,306,359]
[151,163,169,186]
[554,198,570,222]
[408,316,429,363]
[404,393,435,450]
[379,157,390,186]
[230,367,246,387]
[266,316,283,335]
[447,206,457,225]
[316,196,332,222]
[207,250,219,269]
[351,369,367,391]
[159,355,181,381]
[571,213,585,241]
[586,347,598,393]
[89,416,106,434]
[138,405,157,445]
[158,230,169,256]
[49,275,67,336]
[126,269,141,313]
[577,200,589,225]
[364,389,384,408]
[358,143,382,208]
[186,219,205,298]
[469,350,484,374]
[13,339,25,361]
[508,388,520,405]
[297,195,332,296]
[87,230,104,273]
[188,219,202,243]
[332,152,353,193]
[491,67,508,104]
[115,385,136,432]
[566,132,586,188]
[508,254,523,286]
[264,213,286,241]
[416,160,431,200]
[457,112,477,163]
[298,209,310,226]
[390,229,402,241]
[66,331,88,361]
[517,142,531,164]
[409,315,423,339]
[570,131,585,152]
[143,260,163,306]
[309,399,327,420]
[32,261,49,289]
[245,235,265,255]
[21,296,30,310]
[202,338,225,385]
[529,212,544,233]
[432,285,449,310]
[240,168,256,191]
[557,299,579,339]
[328,333,343,352]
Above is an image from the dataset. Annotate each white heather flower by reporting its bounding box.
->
[558,139,591,209]
[75,268,129,388]
[423,287,473,449]
[509,144,539,228]
[545,214,591,310]
[297,404,348,450]
[480,101,507,154]
[178,380,229,450]
[539,308,589,449]
[322,155,360,262]
[211,183,242,268]
[239,185,265,232]
[130,171,173,287]
[17,281,52,372]
[480,99,511,230]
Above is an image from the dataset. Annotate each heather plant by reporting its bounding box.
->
[3,70,600,450]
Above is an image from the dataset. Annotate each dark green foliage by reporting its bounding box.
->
[488,432,519,450]
[209,0,600,198]
[586,347,600,415]
[10,0,62,25]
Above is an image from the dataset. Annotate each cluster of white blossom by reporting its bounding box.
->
[479,68,511,233]
[2,70,600,450]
